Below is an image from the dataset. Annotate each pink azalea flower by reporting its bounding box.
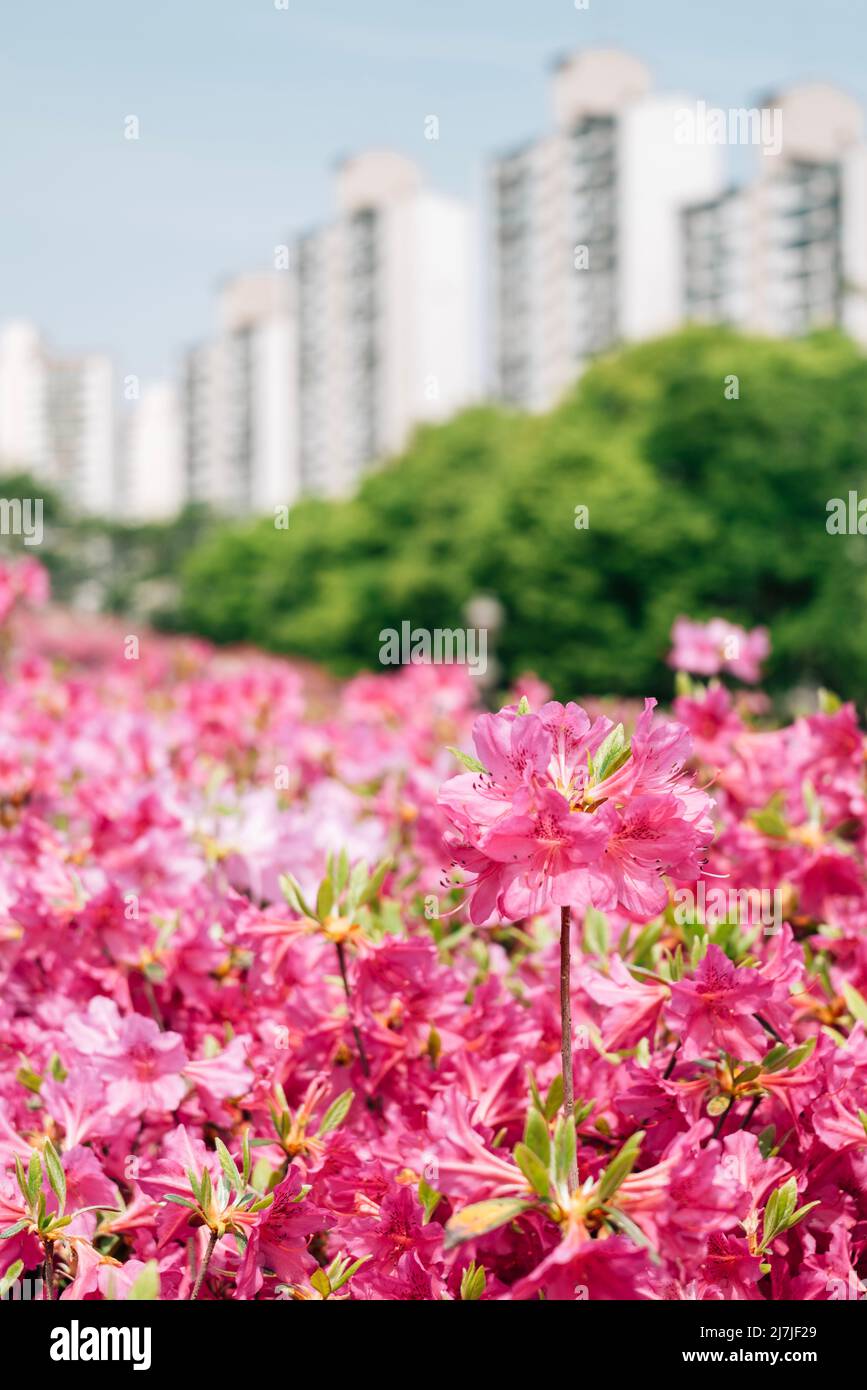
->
[665,945,774,1060]
[699,1232,764,1299]
[669,617,770,683]
[439,700,713,925]
[65,998,188,1116]
[507,1228,650,1301]
[103,1020,187,1117]
[581,954,669,1051]
[183,1035,253,1103]
[0,584,864,1300]
[235,1168,326,1299]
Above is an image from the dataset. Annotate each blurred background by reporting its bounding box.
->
[2,0,867,700]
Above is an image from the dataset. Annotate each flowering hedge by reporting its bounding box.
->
[0,565,865,1301]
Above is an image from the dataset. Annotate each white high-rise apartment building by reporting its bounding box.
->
[123,382,184,522]
[183,274,297,514]
[296,151,478,496]
[183,273,296,514]
[46,354,115,515]
[182,340,223,508]
[218,273,297,513]
[490,49,723,411]
[683,84,867,344]
[0,321,116,514]
[183,153,477,510]
[0,322,50,474]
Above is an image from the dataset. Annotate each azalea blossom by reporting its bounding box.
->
[669,617,770,683]
[0,566,862,1302]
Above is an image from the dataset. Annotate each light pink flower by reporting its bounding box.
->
[669,617,769,683]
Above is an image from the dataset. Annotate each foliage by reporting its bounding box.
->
[171,328,867,699]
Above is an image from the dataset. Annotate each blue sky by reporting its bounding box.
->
[2,0,865,379]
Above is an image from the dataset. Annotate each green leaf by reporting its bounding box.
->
[523,1107,551,1168]
[629,919,664,967]
[603,1205,656,1252]
[318,1089,354,1136]
[760,1177,799,1250]
[329,1254,370,1292]
[251,1158,274,1193]
[706,1094,730,1116]
[669,944,684,983]
[596,1131,644,1205]
[446,747,488,776]
[443,1198,534,1251]
[16,1063,43,1094]
[214,1138,243,1195]
[43,1140,66,1216]
[27,1151,42,1208]
[185,1168,203,1204]
[249,1193,276,1214]
[582,907,610,958]
[516,696,531,715]
[0,1260,23,1296]
[590,725,631,784]
[802,779,822,829]
[279,873,315,920]
[761,1043,793,1073]
[163,1194,198,1209]
[784,1036,817,1070]
[553,1115,577,1191]
[528,1071,544,1115]
[418,1178,442,1224]
[14,1155,29,1207]
[310,1267,332,1298]
[460,1261,487,1300]
[199,1168,212,1213]
[0,1220,29,1239]
[543,1073,564,1122]
[842,979,867,1026]
[346,859,369,906]
[757,1125,777,1159]
[735,1064,762,1085]
[574,1098,595,1126]
[790,1201,821,1227]
[358,857,392,907]
[126,1260,160,1301]
[749,793,789,839]
[513,1142,551,1199]
[334,848,350,896]
[316,876,334,922]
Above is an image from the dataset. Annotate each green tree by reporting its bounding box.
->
[171,328,867,701]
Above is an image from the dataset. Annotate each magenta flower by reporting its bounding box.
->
[235,1168,327,1299]
[669,616,770,683]
[439,699,713,925]
[479,785,611,917]
[581,953,669,1051]
[0,573,863,1302]
[665,945,774,1061]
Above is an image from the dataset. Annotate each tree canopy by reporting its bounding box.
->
[162,327,867,699]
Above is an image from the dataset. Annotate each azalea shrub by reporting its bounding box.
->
[1,565,867,1302]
